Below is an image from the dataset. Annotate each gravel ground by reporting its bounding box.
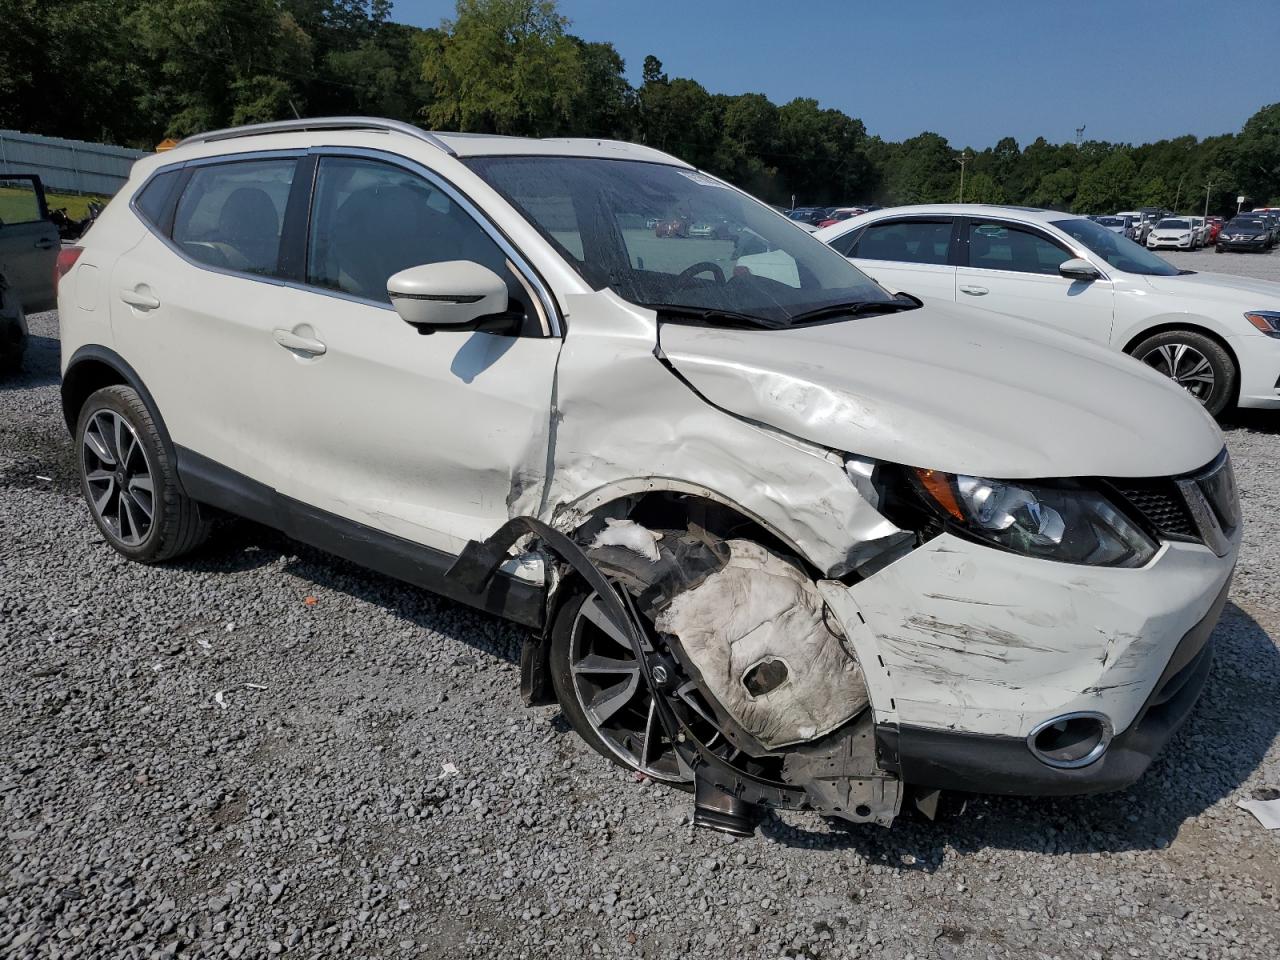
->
[2,248,1279,960]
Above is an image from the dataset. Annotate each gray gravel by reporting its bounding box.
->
[3,249,1280,959]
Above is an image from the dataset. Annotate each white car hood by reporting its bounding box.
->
[660,302,1223,479]
[1143,270,1280,307]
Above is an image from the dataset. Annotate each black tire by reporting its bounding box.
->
[548,584,692,789]
[75,384,210,562]
[1215,245,1224,254]
[1130,329,1237,417]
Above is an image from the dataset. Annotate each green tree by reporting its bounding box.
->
[1233,103,1280,206]
[421,0,584,135]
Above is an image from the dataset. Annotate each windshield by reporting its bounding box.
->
[1051,217,1180,276]
[1157,219,1189,229]
[1226,218,1266,232]
[466,157,897,326]
[1097,217,1124,226]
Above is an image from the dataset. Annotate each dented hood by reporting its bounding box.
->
[659,302,1223,479]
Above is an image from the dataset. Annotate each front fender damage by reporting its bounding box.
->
[448,515,904,833]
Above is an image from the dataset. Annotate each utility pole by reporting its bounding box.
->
[956,151,972,203]
[1203,181,1213,221]
[1173,172,1187,213]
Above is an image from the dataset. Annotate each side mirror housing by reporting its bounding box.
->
[1059,257,1101,281]
[387,261,513,333]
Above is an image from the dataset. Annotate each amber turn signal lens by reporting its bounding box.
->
[914,468,965,521]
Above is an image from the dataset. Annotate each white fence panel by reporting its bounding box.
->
[0,130,150,196]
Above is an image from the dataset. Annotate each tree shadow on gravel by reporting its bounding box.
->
[1221,410,1280,436]
[759,602,1280,866]
[0,333,61,391]
[171,518,526,664]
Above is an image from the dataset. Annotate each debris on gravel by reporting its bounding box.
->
[2,289,1279,958]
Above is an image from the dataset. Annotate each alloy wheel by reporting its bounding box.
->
[81,409,156,546]
[1138,342,1216,403]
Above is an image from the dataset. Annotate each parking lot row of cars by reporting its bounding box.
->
[1092,208,1280,253]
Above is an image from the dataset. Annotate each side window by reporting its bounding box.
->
[172,159,296,276]
[855,220,953,265]
[0,176,46,225]
[967,221,1071,276]
[134,169,182,230]
[827,227,862,257]
[305,156,523,310]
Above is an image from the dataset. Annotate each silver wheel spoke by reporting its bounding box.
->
[587,673,641,726]
[571,653,640,677]
[639,697,657,766]
[84,424,115,465]
[579,594,638,653]
[91,477,115,514]
[86,468,114,484]
[125,485,153,522]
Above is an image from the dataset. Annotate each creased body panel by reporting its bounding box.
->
[843,533,1236,738]
[660,305,1223,479]
[541,291,896,576]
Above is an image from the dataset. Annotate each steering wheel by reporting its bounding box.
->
[673,261,725,289]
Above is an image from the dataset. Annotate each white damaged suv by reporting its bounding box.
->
[58,119,1240,833]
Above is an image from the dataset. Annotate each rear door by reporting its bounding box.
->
[955,216,1115,344]
[0,174,59,311]
[840,216,959,303]
[109,154,303,487]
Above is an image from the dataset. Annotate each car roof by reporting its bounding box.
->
[171,116,692,168]
[814,204,1079,238]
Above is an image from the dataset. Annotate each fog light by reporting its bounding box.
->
[1027,712,1112,769]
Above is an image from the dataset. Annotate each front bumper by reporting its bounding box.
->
[877,578,1227,796]
[1231,332,1280,408]
[817,529,1236,796]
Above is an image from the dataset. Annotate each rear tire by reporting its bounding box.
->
[1130,329,1237,417]
[75,385,211,563]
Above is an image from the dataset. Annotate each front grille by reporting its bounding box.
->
[1109,480,1199,540]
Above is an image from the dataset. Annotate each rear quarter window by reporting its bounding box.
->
[133,169,183,230]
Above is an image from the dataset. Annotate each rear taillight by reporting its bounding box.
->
[55,246,82,290]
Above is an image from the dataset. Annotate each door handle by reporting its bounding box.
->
[959,284,989,296]
[35,237,58,250]
[273,328,327,356]
[119,288,160,310]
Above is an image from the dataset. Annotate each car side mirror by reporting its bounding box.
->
[1059,257,1100,281]
[387,261,516,334]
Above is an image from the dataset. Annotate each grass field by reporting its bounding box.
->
[0,184,111,223]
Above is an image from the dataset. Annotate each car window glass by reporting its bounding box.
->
[856,221,952,265]
[135,170,181,230]
[0,177,43,225]
[967,222,1070,275]
[305,156,523,310]
[172,159,296,276]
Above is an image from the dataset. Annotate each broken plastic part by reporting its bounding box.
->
[590,518,662,562]
[656,540,870,750]
[693,775,760,837]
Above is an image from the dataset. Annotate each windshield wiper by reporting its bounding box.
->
[788,297,921,324]
[645,303,787,329]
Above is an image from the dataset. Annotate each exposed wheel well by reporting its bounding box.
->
[61,357,127,433]
[1122,322,1241,403]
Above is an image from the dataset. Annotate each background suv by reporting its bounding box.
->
[58,120,1237,833]
[817,204,1280,415]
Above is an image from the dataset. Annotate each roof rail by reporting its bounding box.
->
[177,117,457,157]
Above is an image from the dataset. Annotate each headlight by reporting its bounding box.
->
[1244,310,1280,338]
[911,469,1157,567]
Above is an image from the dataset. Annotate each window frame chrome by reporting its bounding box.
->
[128,145,562,338]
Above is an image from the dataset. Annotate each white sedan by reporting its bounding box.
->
[1146,218,1197,250]
[816,204,1280,415]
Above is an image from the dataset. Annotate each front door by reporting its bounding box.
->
[0,175,59,311]
[261,154,562,555]
[956,217,1115,345]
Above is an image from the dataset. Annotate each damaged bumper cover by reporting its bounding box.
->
[878,577,1227,796]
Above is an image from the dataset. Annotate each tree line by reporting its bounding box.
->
[3,0,1278,213]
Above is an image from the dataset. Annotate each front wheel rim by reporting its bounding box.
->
[1138,342,1216,403]
[82,409,155,546]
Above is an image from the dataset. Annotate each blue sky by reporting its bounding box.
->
[392,0,1280,147]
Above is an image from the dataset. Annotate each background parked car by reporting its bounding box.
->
[815,207,867,228]
[654,217,689,238]
[0,173,60,375]
[1147,218,1197,250]
[1216,215,1273,252]
[1096,215,1136,239]
[816,203,1280,415]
